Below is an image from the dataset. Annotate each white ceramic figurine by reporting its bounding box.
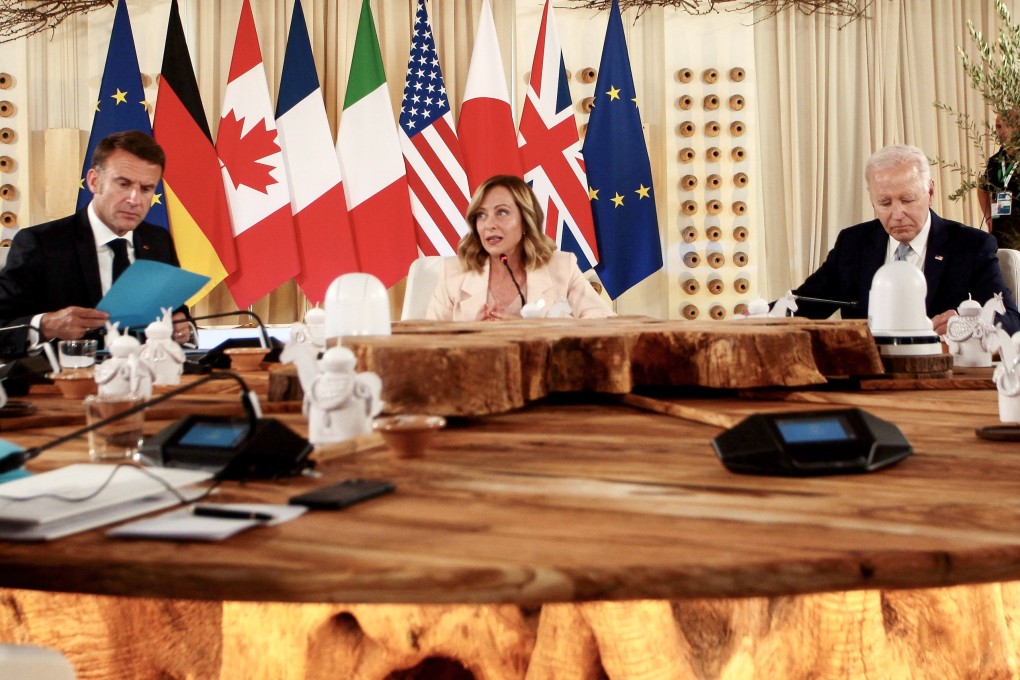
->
[303,346,383,446]
[139,308,186,385]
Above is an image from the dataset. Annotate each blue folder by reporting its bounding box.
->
[96,260,210,328]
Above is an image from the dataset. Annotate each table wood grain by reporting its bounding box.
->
[0,386,1014,605]
[1,349,1018,679]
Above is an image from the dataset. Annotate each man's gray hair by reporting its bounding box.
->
[865,145,932,187]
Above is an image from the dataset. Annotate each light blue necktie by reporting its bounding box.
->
[894,242,912,262]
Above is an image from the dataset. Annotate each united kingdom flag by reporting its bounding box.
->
[518,0,599,270]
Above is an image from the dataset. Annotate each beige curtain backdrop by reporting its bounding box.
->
[754,0,1020,299]
[7,0,1019,322]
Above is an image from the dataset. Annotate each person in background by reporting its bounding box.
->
[0,130,187,358]
[788,144,1020,336]
[978,110,1019,249]
[426,174,614,321]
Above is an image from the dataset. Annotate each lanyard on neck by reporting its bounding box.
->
[1001,156,1016,188]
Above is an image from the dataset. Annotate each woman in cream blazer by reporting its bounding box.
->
[426,175,614,322]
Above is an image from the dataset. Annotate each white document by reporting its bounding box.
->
[108,503,306,541]
[0,464,212,541]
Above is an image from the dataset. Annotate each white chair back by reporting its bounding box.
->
[400,256,444,320]
[997,248,1020,305]
[0,644,76,679]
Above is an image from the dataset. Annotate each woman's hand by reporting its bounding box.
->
[478,304,509,321]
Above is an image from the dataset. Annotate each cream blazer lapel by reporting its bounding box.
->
[525,263,556,309]
[456,259,491,320]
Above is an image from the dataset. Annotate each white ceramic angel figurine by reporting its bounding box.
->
[768,291,798,318]
[95,323,154,399]
[139,308,186,385]
[303,346,383,445]
[988,326,1020,423]
[734,298,771,319]
[289,306,326,352]
[520,299,547,318]
[944,293,1005,368]
[547,298,573,318]
[521,298,572,319]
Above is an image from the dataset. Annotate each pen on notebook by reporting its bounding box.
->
[190,506,274,521]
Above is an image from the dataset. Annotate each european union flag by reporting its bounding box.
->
[76,0,168,229]
[583,0,662,300]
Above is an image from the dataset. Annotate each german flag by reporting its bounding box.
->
[152,0,237,304]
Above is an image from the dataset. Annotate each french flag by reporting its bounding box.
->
[276,0,359,305]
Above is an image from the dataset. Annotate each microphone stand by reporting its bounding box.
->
[792,295,859,308]
[187,310,271,349]
[499,254,526,307]
[0,371,261,475]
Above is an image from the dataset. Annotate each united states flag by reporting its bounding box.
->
[398,0,470,256]
[518,0,599,270]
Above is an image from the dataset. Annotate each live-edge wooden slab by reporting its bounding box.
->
[331,317,884,416]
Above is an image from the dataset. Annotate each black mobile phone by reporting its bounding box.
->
[288,479,395,510]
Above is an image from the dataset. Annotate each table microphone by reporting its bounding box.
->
[499,254,526,307]
[0,370,311,481]
[185,310,282,369]
[0,323,60,371]
[0,323,60,409]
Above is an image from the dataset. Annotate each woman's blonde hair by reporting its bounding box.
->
[457,175,557,273]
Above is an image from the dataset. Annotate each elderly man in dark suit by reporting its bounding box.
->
[790,144,1020,336]
[0,130,183,357]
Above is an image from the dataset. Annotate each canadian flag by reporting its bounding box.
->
[216,0,300,308]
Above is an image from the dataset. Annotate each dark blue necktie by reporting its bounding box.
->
[108,238,130,282]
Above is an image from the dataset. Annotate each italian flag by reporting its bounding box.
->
[336,0,417,288]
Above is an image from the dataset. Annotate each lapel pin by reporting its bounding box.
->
[934,255,943,261]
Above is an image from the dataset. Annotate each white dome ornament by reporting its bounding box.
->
[944,293,1005,368]
[95,323,155,398]
[139,308,186,385]
[303,346,383,446]
[868,261,941,356]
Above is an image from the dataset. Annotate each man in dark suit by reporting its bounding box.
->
[0,131,184,357]
[791,144,1020,336]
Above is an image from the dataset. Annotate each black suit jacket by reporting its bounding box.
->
[792,210,1020,335]
[0,208,179,356]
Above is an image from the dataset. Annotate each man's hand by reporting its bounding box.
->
[171,312,193,345]
[39,307,110,341]
[931,310,958,336]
